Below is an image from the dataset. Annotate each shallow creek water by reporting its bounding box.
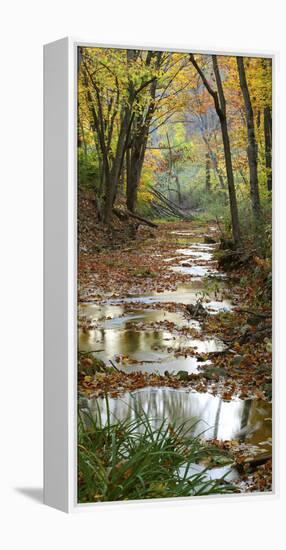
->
[79,303,226,374]
[83,388,271,449]
[79,234,231,374]
[78,228,272,479]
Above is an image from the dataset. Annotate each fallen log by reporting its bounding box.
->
[149,186,192,219]
[127,210,158,228]
[112,208,129,221]
[236,454,272,472]
[112,207,158,229]
[243,454,272,467]
[151,200,180,218]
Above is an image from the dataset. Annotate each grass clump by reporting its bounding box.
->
[78,398,236,503]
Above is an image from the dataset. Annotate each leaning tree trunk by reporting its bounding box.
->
[212,56,241,246]
[189,54,241,247]
[237,57,261,221]
[220,114,242,246]
[264,105,272,192]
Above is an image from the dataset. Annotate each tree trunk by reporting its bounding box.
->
[126,138,146,212]
[206,142,225,189]
[264,106,272,192]
[212,56,241,246]
[199,123,226,190]
[174,175,182,204]
[104,111,129,223]
[237,56,261,220]
[189,54,241,246]
[205,152,211,192]
[126,52,162,213]
[220,115,242,245]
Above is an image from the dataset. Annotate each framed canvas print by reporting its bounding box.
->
[44,38,275,512]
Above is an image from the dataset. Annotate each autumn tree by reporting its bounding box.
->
[262,59,272,192]
[126,50,163,212]
[205,152,211,192]
[79,48,161,223]
[79,48,190,220]
[237,56,261,221]
[190,54,242,246]
[78,48,272,234]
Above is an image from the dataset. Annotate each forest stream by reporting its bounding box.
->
[76,48,272,502]
[78,223,272,489]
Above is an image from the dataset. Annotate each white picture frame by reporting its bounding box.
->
[44,37,277,513]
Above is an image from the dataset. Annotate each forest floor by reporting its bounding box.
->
[77,198,272,494]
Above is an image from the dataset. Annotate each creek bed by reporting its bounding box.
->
[78,228,272,484]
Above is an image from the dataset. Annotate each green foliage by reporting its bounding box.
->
[223,194,272,259]
[78,149,101,192]
[78,399,235,503]
[77,48,272,236]
[136,193,156,218]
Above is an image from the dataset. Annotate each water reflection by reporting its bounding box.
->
[78,231,271,463]
[171,265,213,277]
[79,304,195,328]
[102,282,232,309]
[86,388,272,446]
[171,230,197,235]
[78,322,225,375]
[186,463,239,482]
[176,248,213,260]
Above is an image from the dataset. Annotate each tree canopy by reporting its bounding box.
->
[78,47,272,244]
